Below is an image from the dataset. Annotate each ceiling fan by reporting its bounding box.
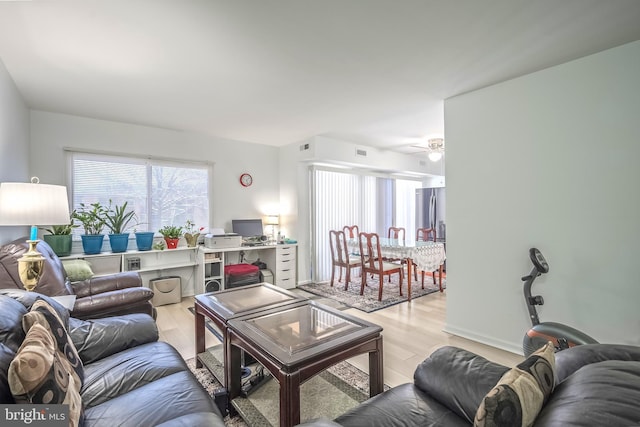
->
[410,138,445,162]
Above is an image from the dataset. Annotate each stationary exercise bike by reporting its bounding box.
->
[521,248,598,356]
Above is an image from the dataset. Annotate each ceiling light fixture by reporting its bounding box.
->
[427,138,445,162]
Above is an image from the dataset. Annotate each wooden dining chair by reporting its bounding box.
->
[387,226,405,242]
[343,225,359,240]
[416,227,438,287]
[329,229,360,290]
[358,232,403,301]
[385,226,407,278]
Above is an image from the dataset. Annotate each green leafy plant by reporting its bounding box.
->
[158,225,183,239]
[40,210,78,235]
[104,200,137,234]
[72,202,108,235]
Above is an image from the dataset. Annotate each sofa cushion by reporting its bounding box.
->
[553,343,640,383]
[69,314,158,364]
[8,323,83,427]
[83,371,221,427]
[81,341,190,408]
[334,383,469,427]
[414,346,511,423]
[474,342,555,427]
[533,360,640,427]
[22,298,84,383]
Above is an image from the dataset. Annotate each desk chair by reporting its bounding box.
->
[329,230,360,290]
[358,232,403,301]
[416,227,439,288]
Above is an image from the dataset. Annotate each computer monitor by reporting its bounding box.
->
[231,219,264,238]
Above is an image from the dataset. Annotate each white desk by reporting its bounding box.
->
[198,244,297,292]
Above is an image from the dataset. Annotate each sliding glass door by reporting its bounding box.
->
[310,166,422,282]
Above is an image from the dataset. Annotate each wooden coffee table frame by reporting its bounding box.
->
[227,301,384,427]
[194,283,305,383]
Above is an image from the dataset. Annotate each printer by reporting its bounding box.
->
[204,233,243,249]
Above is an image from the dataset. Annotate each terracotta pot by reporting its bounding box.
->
[164,237,180,249]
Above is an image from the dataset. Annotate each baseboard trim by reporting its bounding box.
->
[443,324,523,356]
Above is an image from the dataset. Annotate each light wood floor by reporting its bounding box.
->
[156,289,523,388]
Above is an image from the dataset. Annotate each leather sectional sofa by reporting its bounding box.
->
[299,343,640,427]
[0,290,224,427]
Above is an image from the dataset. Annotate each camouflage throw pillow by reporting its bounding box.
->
[8,323,84,427]
[474,342,556,427]
[22,298,84,384]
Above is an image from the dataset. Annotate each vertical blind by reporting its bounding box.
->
[395,179,423,241]
[311,167,420,282]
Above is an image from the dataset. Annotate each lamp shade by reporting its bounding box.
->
[265,215,280,226]
[0,181,70,226]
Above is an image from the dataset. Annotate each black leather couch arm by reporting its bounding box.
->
[413,346,510,423]
[69,313,159,364]
[71,271,143,297]
[554,343,640,383]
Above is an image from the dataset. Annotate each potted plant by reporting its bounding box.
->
[73,202,108,254]
[158,225,183,249]
[104,200,137,253]
[184,220,204,248]
[40,211,78,257]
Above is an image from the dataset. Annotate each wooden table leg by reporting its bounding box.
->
[368,335,384,396]
[438,264,443,292]
[406,258,413,302]
[195,306,205,368]
[280,370,301,427]
[227,342,242,398]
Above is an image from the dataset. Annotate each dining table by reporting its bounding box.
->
[347,237,446,301]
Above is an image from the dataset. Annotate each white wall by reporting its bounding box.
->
[29,111,280,233]
[445,40,640,353]
[0,59,30,243]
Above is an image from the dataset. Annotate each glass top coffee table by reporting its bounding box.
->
[194,283,305,385]
[227,300,384,427]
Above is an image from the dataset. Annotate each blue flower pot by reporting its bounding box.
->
[81,234,105,255]
[135,232,155,251]
[109,233,130,253]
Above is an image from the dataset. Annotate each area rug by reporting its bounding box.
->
[298,274,445,313]
[187,345,388,427]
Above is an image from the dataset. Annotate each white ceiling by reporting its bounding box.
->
[1,0,639,154]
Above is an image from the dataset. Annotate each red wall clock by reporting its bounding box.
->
[239,173,253,187]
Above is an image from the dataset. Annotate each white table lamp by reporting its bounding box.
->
[0,177,70,290]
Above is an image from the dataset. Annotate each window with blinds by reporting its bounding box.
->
[311,167,421,282]
[68,151,210,236]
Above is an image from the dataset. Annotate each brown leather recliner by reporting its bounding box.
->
[0,238,155,320]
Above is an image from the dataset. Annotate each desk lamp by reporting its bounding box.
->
[0,177,70,291]
[265,215,279,243]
